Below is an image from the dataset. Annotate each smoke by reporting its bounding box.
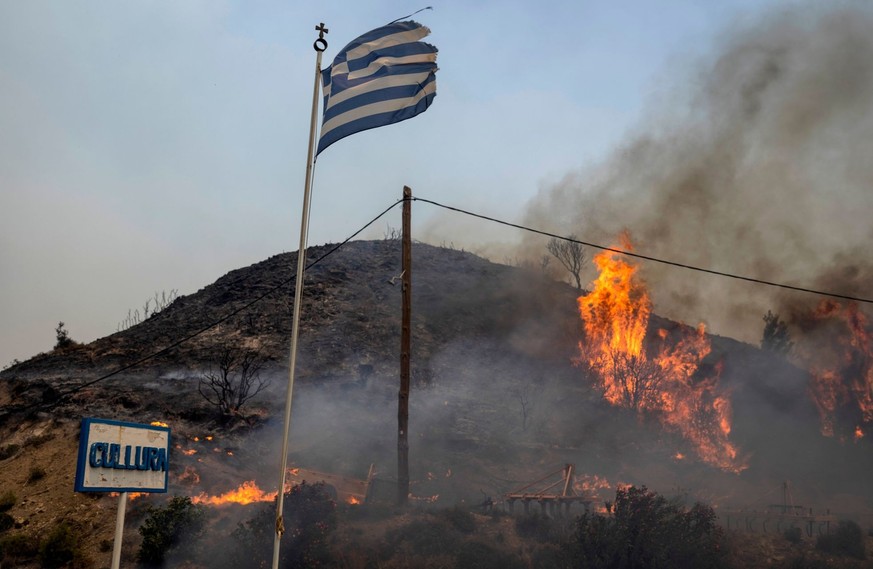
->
[521,3,873,343]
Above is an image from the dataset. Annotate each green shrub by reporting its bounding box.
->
[0,444,19,461]
[567,486,729,569]
[0,532,39,562]
[0,490,16,512]
[226,481,337,569]
[438,505,476,534]
[137,496,205,566]
[26,466,47,484]
[38,522,89,568]
[0,513,13,532]
[816,520,865,559]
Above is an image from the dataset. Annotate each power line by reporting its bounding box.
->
[11,199,404,413]
[411,196,873,305]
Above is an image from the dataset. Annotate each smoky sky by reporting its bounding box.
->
[521,2,873,343]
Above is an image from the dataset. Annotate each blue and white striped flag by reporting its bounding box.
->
[317,20,438,155]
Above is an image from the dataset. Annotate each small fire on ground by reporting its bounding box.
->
[191,480,276,506]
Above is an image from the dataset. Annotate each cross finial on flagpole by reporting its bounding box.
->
[314,23,328,51]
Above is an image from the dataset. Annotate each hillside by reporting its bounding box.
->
[1,239,872,567]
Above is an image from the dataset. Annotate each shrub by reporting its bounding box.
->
[530,543,569,569]
[816,520,865,559]
[567,486,729,569]
[784,526,803,544]
[26,466,47,484]
[0,490,16,512]
[0,532,39,562]
[0,513,13,532]
[39,522,89,568]
[54,321,77,350]
[226,481,337,569]
[438,505,476,534]
[0,445,19,461]
[454,540,525,569]
[515,512,569,543]
[137,496,205,566]
[384,518,461,559]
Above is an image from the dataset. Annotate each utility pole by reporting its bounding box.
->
[398,186,412,505]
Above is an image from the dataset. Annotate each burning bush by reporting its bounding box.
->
[567,485,729,569]
[575,235,745,472]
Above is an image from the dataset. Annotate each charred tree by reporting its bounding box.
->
[198,348,269,421]
[547,236,587,290]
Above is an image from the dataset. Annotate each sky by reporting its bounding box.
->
[0,0,807,366]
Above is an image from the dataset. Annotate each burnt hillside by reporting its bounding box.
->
[1,239,871,568]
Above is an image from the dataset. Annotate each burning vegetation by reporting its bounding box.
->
[792,299,873,441]
[575,234,746,473]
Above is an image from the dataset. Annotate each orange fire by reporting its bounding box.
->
[176,465,201,485]
[150,421,169,427]
[576,234,746,472]
[346,495,362,505]
[797,300,873,439]
[109,491,146,501]
[181,449,197,456]
[191,480,276,506]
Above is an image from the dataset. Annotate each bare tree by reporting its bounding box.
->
[198,348,269,420]
[513,381,536,431]
[547,236,587,290]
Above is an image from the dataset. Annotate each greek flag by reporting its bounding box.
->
[317,20,438,155]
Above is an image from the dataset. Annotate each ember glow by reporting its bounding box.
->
[110,491,146,501]
[797,300,873,439]
[191,480,276,506]
[576,234,746,472]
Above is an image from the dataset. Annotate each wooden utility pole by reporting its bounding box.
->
[398,186,412,505]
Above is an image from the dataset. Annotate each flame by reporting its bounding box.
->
[150,421,169,427]
[796,300,873,439]
[110,492,146,501]
[410,494,439,503]
[181,449,197,456]
[191,480,276,506]
[574,474,611,496]
[346,495,362,505]
[576,234,746,472]
[176,465,201,485]
[206,436,214,441]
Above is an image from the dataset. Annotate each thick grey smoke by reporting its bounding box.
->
[522,3,873,343]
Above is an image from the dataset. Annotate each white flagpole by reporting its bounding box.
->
[272,23,328,569]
